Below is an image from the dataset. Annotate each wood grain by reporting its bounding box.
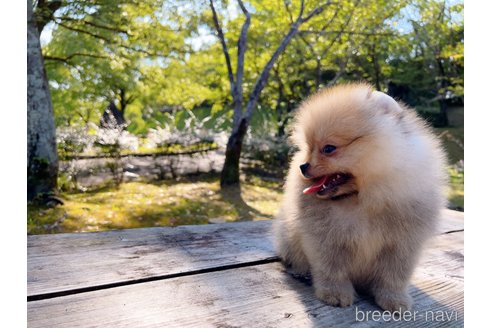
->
[28,209,463,298]
[28,220,274,297]
[27,231,464,327]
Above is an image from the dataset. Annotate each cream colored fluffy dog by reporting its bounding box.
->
[274,83,447,312]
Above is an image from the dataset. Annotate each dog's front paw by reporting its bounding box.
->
[374,290,412,312]
[314,282,355,307]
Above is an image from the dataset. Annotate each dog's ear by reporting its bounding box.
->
[370,91,403,115]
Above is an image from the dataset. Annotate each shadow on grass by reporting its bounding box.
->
[219,185,267,221]
[29,170,284,234]
[61,183,122,196]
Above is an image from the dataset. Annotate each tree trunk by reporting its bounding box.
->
[217,0,332,188]
[118,88,128,119]
[220,21,301,187]
[220,118,248,187]
[100,100,125,128]
[274,67,286,137]
[276,101,285,138]
[438,98,449,127]
[315,57,322,91]
[27,0,59,200]
[436,58,449,126]
[370,43,382,91]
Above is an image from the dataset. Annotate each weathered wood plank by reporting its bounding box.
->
[27,209,463,298]
[27,231,463,328]
[416,231,464,282]
[28,220,274,297]
[436,209,464,233]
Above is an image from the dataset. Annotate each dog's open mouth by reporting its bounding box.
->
[303,173,353,196]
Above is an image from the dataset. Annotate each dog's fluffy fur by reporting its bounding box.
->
[274,83,447,312]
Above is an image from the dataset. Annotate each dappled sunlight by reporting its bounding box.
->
[28,0,463,236]
[28,177,283,234]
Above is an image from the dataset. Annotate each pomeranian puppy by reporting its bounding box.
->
[274,83,447,312]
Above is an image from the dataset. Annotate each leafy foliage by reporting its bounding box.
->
[40,0,462,134]
[41,0,191,128]
[33,0,463,210]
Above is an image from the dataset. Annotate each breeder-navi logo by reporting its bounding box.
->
[355,307,459,323]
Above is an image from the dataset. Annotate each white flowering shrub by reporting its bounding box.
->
[92,117,139,186]
[56,126,95,191]
[56,126,94,159]
[243,132,292,166]
[94,115,139,154]
[145,126,180,148]
[95,128,139,152]
[145,111,219,150]
[211,131,229,148]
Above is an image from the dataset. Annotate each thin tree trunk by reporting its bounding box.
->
[217,0,333,187]
[276,94,285,137]
[370,42,382,91]
[315,57,322,91]
[100,100,125,127]
[438,98,448,126]
[220,21,301,186]
[436,58,449,126]
[274,67,286,137]
[220,18,303,187]
[119,88,127,118]
[27,0,59,200]
[220,118,248,187]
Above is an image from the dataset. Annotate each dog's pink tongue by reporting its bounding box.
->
[303,175,329,194]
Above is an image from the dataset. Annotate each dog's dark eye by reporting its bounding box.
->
[322,144,337,154]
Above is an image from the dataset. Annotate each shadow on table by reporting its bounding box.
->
[281,272,464,327]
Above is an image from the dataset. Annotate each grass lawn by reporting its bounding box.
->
[28,168,463,234]
[28,175,284,234]
[434,106,464,208]
[447,166,464,209]
[435,126,463,164]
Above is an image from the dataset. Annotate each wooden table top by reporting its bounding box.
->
[27,209,464,327]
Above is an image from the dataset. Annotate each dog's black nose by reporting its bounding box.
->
[300,163,310,176]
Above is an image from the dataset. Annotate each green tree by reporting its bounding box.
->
[42,0,190,129]
[28,0,59,201]
[36,0,463,191]
[257,0,409,137]
[387,0,463,125]
[207,0,336,187]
